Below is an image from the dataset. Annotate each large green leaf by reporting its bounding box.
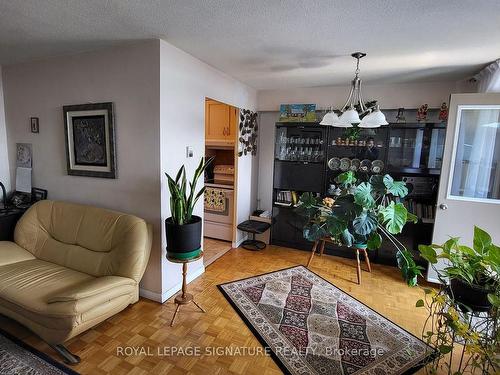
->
[367,232,382,250]
[341,229,354,247]
[418,244,438,264]
[379,202,408,234]
[485,244,500,273]
[353,210,378,236]
[303,224,327,242]
[473,226,492,254]
[325,215,347,236]
[406,211,418,224]
[331,195,358,221]
[383,175,409,197]
[296,192,321,219]
[335,171,357,187]
[354,182,375,208]
[298,192,320,208]
[369,175,386,195]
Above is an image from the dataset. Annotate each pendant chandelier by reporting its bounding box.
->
[320,52,388,128]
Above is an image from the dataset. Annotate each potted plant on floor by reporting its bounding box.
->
[165,157,212,260]
[297,171,422,286]
[415,227,499,374]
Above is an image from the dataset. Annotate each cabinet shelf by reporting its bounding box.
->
[274,159,324,164]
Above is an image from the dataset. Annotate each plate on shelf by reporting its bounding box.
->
[371,160,384,173]
[350,158,360,171]
[360,159,371,172]
[340,158,351,171]
[328,157,340,171]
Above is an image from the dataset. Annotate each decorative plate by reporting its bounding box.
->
[371,159,384,173]
[360,159,372,172]
[328,157,341,171]
[350,158,360,171]
[340,158,351,171]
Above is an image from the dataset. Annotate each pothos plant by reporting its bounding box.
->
[414,227,499,374]
[296,171,422,286]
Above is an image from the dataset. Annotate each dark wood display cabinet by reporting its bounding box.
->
[271,109,446,268]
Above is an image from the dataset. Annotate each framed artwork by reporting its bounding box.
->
[30,117,39,133]
[279,104,317,122]
[31,187,48,201]
[63,102,117,178]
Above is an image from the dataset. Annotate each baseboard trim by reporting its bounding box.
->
[139,288,163,302]
[232,234,248,248]
[139,265,205,303]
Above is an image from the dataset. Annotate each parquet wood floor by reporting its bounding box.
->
[1,245,434,374]
[203,238,233,267]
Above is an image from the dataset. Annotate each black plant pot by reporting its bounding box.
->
[165,215,202,260]
[449,278,492,311]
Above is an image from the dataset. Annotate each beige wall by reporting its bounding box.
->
[2,41,162,295]
[0,66,10,194]
[257,81,459,111]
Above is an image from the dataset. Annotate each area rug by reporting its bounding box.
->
[218,265,433,375]
[0,329,79,375]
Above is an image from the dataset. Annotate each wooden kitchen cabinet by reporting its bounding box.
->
[205,99,237,145]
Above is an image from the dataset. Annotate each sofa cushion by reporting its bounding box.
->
[0,241,36,266]
[0,259,137,330]
[14,200,152,281]
[0,259,93,315]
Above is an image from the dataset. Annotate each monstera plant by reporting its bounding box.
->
[297,171,422,286]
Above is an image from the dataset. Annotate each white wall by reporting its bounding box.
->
[256,81,460,211]
[158,40,257,302]
[2,41,163,296]
[0,66,10,194]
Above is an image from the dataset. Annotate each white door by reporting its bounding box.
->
[428,93,500,283]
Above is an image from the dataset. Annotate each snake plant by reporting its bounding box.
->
[165,157,213,225]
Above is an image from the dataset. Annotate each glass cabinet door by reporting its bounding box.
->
[275,126,325,163]
[387,128,425,169]
[427,127,446,170]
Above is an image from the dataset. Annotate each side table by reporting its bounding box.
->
[167,251,205,326]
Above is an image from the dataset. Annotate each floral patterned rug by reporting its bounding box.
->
[0,329,79,375]
[218,266,433,375]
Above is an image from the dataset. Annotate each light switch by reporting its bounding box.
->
[186,146,194,158]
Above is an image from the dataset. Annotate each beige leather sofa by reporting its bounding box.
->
[0,200,152,363]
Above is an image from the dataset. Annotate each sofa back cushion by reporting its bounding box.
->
[14,200,152,282]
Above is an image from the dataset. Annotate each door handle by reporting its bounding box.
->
[223,128,227,136]
[439,203,448,210]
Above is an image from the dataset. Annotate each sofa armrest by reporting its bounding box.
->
[47,276,136,303]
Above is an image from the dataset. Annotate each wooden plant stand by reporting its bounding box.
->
[167,251,205,326]
[306,238,371,284]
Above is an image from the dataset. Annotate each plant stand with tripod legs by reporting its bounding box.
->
[167,251,205,326]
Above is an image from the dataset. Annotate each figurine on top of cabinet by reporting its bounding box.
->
[396,107,406,123]
[416,104,428,122]
[438,102,448,123]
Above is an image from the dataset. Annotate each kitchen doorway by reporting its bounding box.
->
[203,98,239,265]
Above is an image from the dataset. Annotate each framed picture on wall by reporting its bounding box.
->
[30,117,39,133]
[63,102,117,178]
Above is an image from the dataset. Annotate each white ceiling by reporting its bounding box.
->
[1,0,499,89]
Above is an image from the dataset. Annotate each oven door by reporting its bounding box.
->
[204,188,234,224]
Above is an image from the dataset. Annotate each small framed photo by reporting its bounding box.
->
[30,117,39,133]
[31,187,48,202]
[63,102,117,179]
